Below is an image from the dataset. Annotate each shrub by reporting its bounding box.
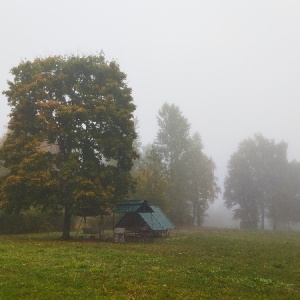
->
[0,208,64,234]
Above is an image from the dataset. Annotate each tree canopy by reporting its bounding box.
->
[131,145,170,211]
[224,134,300,230]
[183,133,220,225]
[155,103,191,224]
[132,103,219,226]
[0,134,9,178]
[0,54,138,239]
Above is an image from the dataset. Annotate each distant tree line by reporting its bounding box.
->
[0,54,220,236]
[0,54,138,239]
[224,134,300,230]
[132,103,220,226]
[1,53,300,234]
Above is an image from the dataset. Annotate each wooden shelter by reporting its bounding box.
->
[75,208,110,239]
[113,200,175,242]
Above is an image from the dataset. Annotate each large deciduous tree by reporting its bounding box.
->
[154,103,191,224]
[0,133,9,179]
[0,54,138,239]
[284,161,300,226]
[224,134,292,230]
[153,103,219,225]
[183,133,220,226]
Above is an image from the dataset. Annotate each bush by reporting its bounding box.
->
[0,209,64,234]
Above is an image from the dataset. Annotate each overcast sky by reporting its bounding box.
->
[1,1,300,217]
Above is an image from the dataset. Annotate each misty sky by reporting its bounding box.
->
[1,1,300,219]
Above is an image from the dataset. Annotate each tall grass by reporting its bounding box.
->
[0,228,300,299]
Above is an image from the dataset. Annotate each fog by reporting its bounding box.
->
[1,1,300,227]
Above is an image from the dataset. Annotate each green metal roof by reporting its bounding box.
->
[139,213,163,231]
[113,200,152,213]
[139,206,175,231]
[114,201,175,231]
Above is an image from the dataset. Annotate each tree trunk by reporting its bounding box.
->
[193,202,198,226]
[273,216,277,231]
[61,205,72,240]
[261,207,265,230]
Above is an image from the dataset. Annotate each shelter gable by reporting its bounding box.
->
[113,200,153,213]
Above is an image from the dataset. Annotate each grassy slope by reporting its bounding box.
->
[0,228,299,299]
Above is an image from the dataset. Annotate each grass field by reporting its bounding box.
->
[0,228,300,299]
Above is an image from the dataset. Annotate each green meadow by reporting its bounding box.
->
[0,228,300,299]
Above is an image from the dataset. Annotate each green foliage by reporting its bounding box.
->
[155,103,193,224]
[183,133,220,225]
[0,208,64,234]
[224,134,300,229]
[150,103,219,225]
[131,145,170,211]
[0,133,9,178]
[1,228,300,299]
[156,103,190,169]
[284,161,300,223]
[0,53,138,239]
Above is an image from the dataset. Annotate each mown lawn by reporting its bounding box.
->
[0,228,300,299]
